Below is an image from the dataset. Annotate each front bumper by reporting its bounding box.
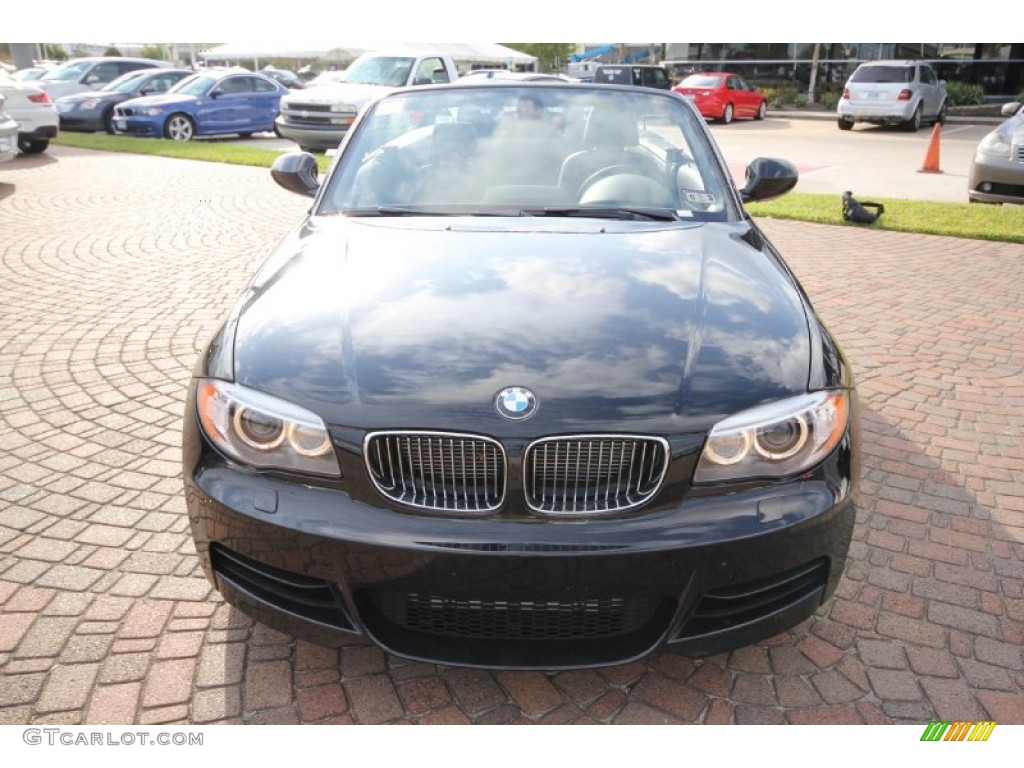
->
[184,396,858,669]
[111,115,162,138]
[59,113,105,132]
[274,115,347,151]
[968,151,1024,204]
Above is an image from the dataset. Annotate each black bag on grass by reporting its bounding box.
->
[842,191,885,224]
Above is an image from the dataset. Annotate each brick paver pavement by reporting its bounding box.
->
[1,147,1022,725]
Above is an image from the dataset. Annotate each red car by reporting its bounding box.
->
[673,72,768,124]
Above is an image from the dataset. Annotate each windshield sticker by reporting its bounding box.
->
[683,190,717,205]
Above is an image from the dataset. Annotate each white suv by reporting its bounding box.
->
[837,60,947,132]
[29,57,172,100]
[0,70,59,154]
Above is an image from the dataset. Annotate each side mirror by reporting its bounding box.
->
[84,75,101,85]
[739,157,798,203]
[210,88,224,99]
[271,151,320,198]
[1001,101,1022,117]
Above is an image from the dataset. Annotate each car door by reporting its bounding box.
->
[242,76,283,131]
[197,75,248,133]
[918,64,939,119]
[725,75,746,116]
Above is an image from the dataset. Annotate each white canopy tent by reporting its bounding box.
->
[200,43,537,71]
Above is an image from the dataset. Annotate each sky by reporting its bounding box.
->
[5,1,1001,46]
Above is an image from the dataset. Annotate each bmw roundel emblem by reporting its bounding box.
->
[495,386,538,420]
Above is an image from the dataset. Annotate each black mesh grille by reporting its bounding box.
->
[369,591,659,640]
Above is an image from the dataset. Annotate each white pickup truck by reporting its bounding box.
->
[275,49,459,152]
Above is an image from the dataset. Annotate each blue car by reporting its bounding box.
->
[112,71,286,141]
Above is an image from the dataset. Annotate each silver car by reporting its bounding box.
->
[968,101,1024,205]
[837,60,947,132]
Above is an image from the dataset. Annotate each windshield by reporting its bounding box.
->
[345,56,415,87]
[170,74,215,96]
[681,75,722,88]
[103,71,151,93]
[41,61,92,82]
[319,85,737,222]
[851,65,914,84]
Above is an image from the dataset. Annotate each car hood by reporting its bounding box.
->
[283,82,393,107]
[229,217,812,434]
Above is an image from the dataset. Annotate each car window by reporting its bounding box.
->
[147,73,187,93]
[218,76,252,95]
[87,62,121,84]
[681,75,721,88]
[415,58,450,85]
[250,76,280,93]
[647,69,669,88]
[116,62,150,76]
[851,65,914,84]
[319,86,737,222]
[41,61,92,82]
[347,56,415,87]
[920,66,937,86]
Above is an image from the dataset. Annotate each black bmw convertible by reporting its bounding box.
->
[183,80,859,669]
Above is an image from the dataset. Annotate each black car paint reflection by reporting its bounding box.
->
[184,82,858,668]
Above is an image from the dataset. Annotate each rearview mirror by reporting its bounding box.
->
[271,151,320,198]
[739,157,798,203]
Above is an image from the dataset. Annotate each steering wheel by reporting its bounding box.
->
[576,164,644,200]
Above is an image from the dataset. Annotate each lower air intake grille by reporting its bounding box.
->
[370,592,660,640]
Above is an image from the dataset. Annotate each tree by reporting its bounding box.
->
[501,44,577,73]
[139,44,167,61]
[104,46,123,57]
[40,44,68,61]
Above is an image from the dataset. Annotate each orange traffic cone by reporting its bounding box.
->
[918,122,942,174]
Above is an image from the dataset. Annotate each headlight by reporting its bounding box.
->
[694,390,850,483]
[138,107,164,117]
[978,131,1011,157]
[81,98,100,110]
[329,103,356,113]
[196,379,340,477]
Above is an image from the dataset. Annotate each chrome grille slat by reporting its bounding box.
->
[365,431,506,513]
[524,435,669,517]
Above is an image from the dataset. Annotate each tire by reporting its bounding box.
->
[837,118,854,131]
[17,136,49,153]
[164,113,195,141]
[721,103,734,124]
[903,105,921,132]
[102,108,116,135]
[755,101,767,120]
[935,101,947,126]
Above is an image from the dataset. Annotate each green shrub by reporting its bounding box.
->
[776,86,799,105]
[794,94,808,108]
[820,91,839,110]
[945,81,985,107]
[760,87,778,107]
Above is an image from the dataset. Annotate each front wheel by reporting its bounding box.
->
[837,118,854,131]
[103,108,116,135]
[721,103,734,124]
[18,136,49,153]
[164,113,195,141]
[755,101,767,120]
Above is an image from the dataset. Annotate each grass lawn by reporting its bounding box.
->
[53,133,1024,243]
